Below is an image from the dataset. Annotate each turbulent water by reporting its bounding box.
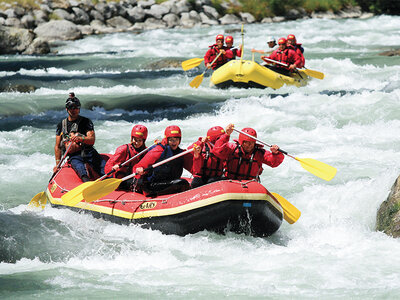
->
[1,15,400,298]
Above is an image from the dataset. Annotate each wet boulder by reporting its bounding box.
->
[146,58,184,70]
[379,49,400,56]
[34,20,82,42]
[0,84,37,93]
[23,37,50,54]
[0,25,34,54]
[376,175,400,238]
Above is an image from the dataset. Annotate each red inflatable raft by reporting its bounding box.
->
[46,160,284,237]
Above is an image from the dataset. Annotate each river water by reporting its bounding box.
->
[1,15,400,298]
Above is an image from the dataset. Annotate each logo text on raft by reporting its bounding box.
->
[140,202,157,210]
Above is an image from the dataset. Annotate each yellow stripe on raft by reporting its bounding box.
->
[47,190,283,221]
[210,60,308,89]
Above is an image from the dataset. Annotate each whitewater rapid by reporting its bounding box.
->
[1,15,400,298]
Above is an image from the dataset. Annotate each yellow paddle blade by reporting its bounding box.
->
[182,58,204,71]
[82,178,122,202]
[29,191,47,209]
[271,192,301,224]
[304,69,324,80]
[189,73,204,88]
[296,157,337,181]
[61,181,94,206]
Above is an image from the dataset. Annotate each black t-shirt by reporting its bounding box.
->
[56,116,94,136]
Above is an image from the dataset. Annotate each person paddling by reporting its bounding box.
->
[261,37,301,76]
[204,34,229,70]
[286,34,305,68]
[104,124,148,190]
[54,94,105,182]
[225,35,242,61]
[190,126,226,188]
[212,124,284,181]
[252,36,277,55]
[133,125,193,197]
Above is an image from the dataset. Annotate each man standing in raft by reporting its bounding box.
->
[261,37,301,76]
[190,126,226,188]
[104,124,148,190]
[133,125,193,197]
[204,34,229,70]
[212,124,284,181]
[54,94,105,182]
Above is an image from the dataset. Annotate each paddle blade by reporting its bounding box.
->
[189,73,204,88]
[296,157,337,181]
[304,69,324,80]
[61,181,93,206]
[82,178,122,202]
[29,191,47,209]
[271,192,301,224]
[182,58,204,71]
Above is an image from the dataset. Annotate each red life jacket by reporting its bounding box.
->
[225,142,265,181]
[268,48,301,70]
[225,46,242,61]
[204,44,228,70]
[105,143,146,178]
[196,142,224,178]
[288,44,305,68]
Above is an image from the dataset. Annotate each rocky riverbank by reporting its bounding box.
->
[0,0,374,55]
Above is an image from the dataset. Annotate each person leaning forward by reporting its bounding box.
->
[104,124,148,190]
[261,37,301,76]
[212,124,284,181]
[133,125,193,197]
[54,95,105,182]
[204,34,229,70]
[190,126,226,188]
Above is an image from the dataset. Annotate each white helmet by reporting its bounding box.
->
[267,36,276,43]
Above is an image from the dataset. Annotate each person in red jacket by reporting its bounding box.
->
[204,34,228,70]
[261,37,301,76]
[133,125,193,197]
[212,124,284,181]
[225,35,242,61]
[191,126,226,188]
[286,34,305,68]
[104,124,148,189]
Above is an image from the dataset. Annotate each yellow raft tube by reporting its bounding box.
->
[210,60,309,89]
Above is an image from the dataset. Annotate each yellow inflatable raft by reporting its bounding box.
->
[210,60,309,89]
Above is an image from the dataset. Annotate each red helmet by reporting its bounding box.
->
[287,34,296,43]
[225,35,233,44]
[165,125,182,138]
[216,34,224,42]
[207,126,225,143]
[278,38,287,45]
[131,124,148,141]
[239,128,257,144]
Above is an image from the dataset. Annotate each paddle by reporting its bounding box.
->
[303,67,324,80]
[28,141,74,208]
[61,145,153,205]
[271,192,301,224]
[232,128,337,181]
[262,57,324,80]
[63,147,195,206]
[182,58,204,71]
[189,52,222,88]
[239,23,244,75]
